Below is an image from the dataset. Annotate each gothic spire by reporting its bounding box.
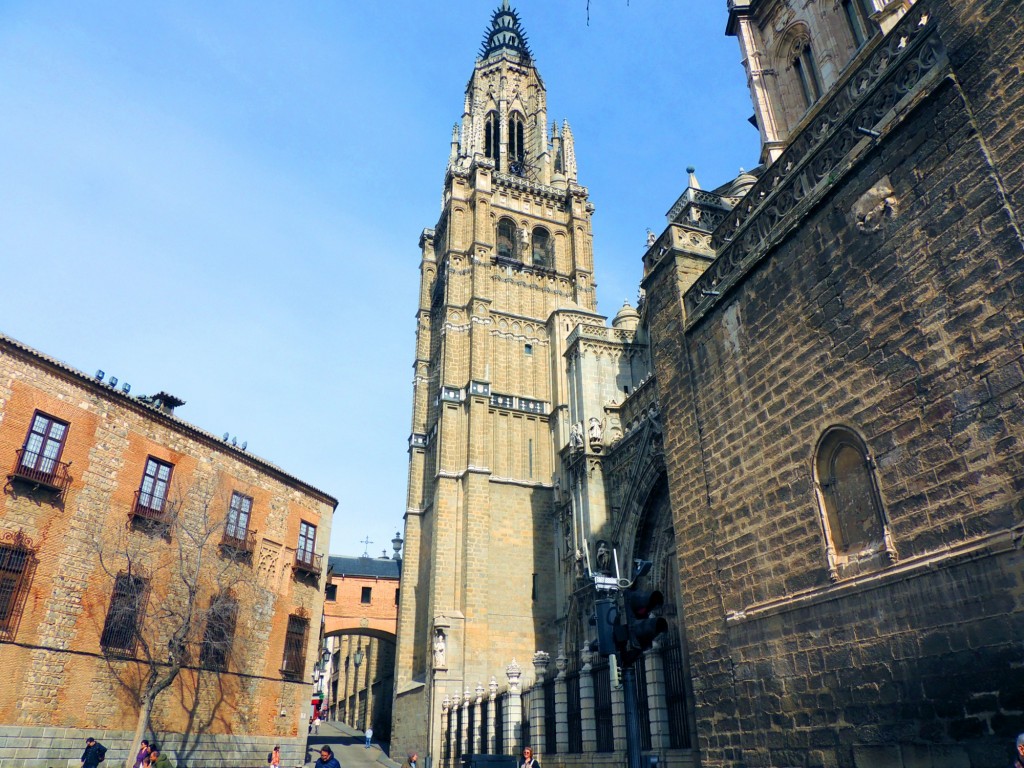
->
[479,1,532,63]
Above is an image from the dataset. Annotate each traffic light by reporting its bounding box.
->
[622,587,668,665]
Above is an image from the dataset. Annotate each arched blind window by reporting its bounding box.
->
[815,427,885,555]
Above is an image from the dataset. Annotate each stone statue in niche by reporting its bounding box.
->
[433,628,447,668]
[569,421,585,451]
[596,539,612,575]
[588,417,604,448]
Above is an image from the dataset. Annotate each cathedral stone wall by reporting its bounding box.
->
[644,2,1024,766]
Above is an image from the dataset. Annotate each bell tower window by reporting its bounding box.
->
[497,218,518,261]
[508,112,525,175]
[531,227,552,268]
[485,111,501,170]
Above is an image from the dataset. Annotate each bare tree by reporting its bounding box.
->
[93,478,258,768]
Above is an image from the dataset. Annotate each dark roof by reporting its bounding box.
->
[328,555,400,579]
[480,1,532,63]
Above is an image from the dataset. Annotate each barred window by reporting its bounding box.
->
[199,592,238,671]
[0,531,38,640]
[226,491,252,540]
[281,614,309,677]
[138,457,173,513]
[100,572,149,654]
[19,412,68,480]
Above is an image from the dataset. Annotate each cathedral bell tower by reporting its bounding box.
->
[392,2,599,761]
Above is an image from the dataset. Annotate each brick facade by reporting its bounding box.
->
[0,334,336,768]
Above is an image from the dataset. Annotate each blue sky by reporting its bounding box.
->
[0,1,759,558]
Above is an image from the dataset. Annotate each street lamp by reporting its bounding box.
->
[350,647,365,730]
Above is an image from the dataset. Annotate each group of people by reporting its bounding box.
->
[131,739,172,768]
[89,732,1024,768]
[80,738,170,768]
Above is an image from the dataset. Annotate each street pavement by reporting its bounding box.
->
[303,721,401,768]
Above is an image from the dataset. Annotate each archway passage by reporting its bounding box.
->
[322,555,400,742]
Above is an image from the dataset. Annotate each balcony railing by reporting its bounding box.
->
[7,449,72,496]
[293,551,323,578]
[130,490,176,526]
[220,528,257,555]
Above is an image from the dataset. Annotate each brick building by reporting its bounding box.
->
[397,1,1024,768]
[0,333,337,768]
[322,552,401,742]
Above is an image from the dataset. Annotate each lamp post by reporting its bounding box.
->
[353,647,364,730]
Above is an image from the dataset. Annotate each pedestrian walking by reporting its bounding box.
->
[132,740,151,768]
[313,714,321,734]
[147,748,173,768]
[403,752,419,768]
[81,737,106,768]
[520,746,540,768]
[314,746,341,768]
[267,745,281,767]
[365,726,374,748]
[1010,733,1024,768]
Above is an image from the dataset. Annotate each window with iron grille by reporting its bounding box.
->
[636,652,652,750]
[544,677,557,755]
[592,659,614,752]
[199,592,238,671]
[225,491,252,541]
[100,572,149,654]
[494,692,505,755]
[0,531,38,641]
[281,614,309,677]
[520,687,531,752]
[297,521,316,567]
[138,457,173,514]
[19,412,68,481]
[566,671,582,753]
[662,639,692,748]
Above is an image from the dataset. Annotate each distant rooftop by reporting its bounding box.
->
[328,555,400,579]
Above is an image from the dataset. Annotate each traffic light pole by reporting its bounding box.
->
[622,661,643,768]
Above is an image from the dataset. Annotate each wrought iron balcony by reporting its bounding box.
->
[220,527,257,555]
[293,551,323,578]
[130,490,176,526]
[6,449,72,496]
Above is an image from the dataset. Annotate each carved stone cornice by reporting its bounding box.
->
[686,1,944,328]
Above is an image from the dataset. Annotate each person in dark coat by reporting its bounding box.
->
[314,746,341,768]
[520,746,540,768]
[1010,733,1024,768]
[81,737,107,768]
[403,752,419,768]
[147,748,174,768]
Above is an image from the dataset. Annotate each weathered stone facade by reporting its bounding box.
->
[394,5,696,768]
[0,334,336,768]
[640,0,1024,766]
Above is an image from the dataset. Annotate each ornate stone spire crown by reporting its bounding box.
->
[479,1,532,62]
